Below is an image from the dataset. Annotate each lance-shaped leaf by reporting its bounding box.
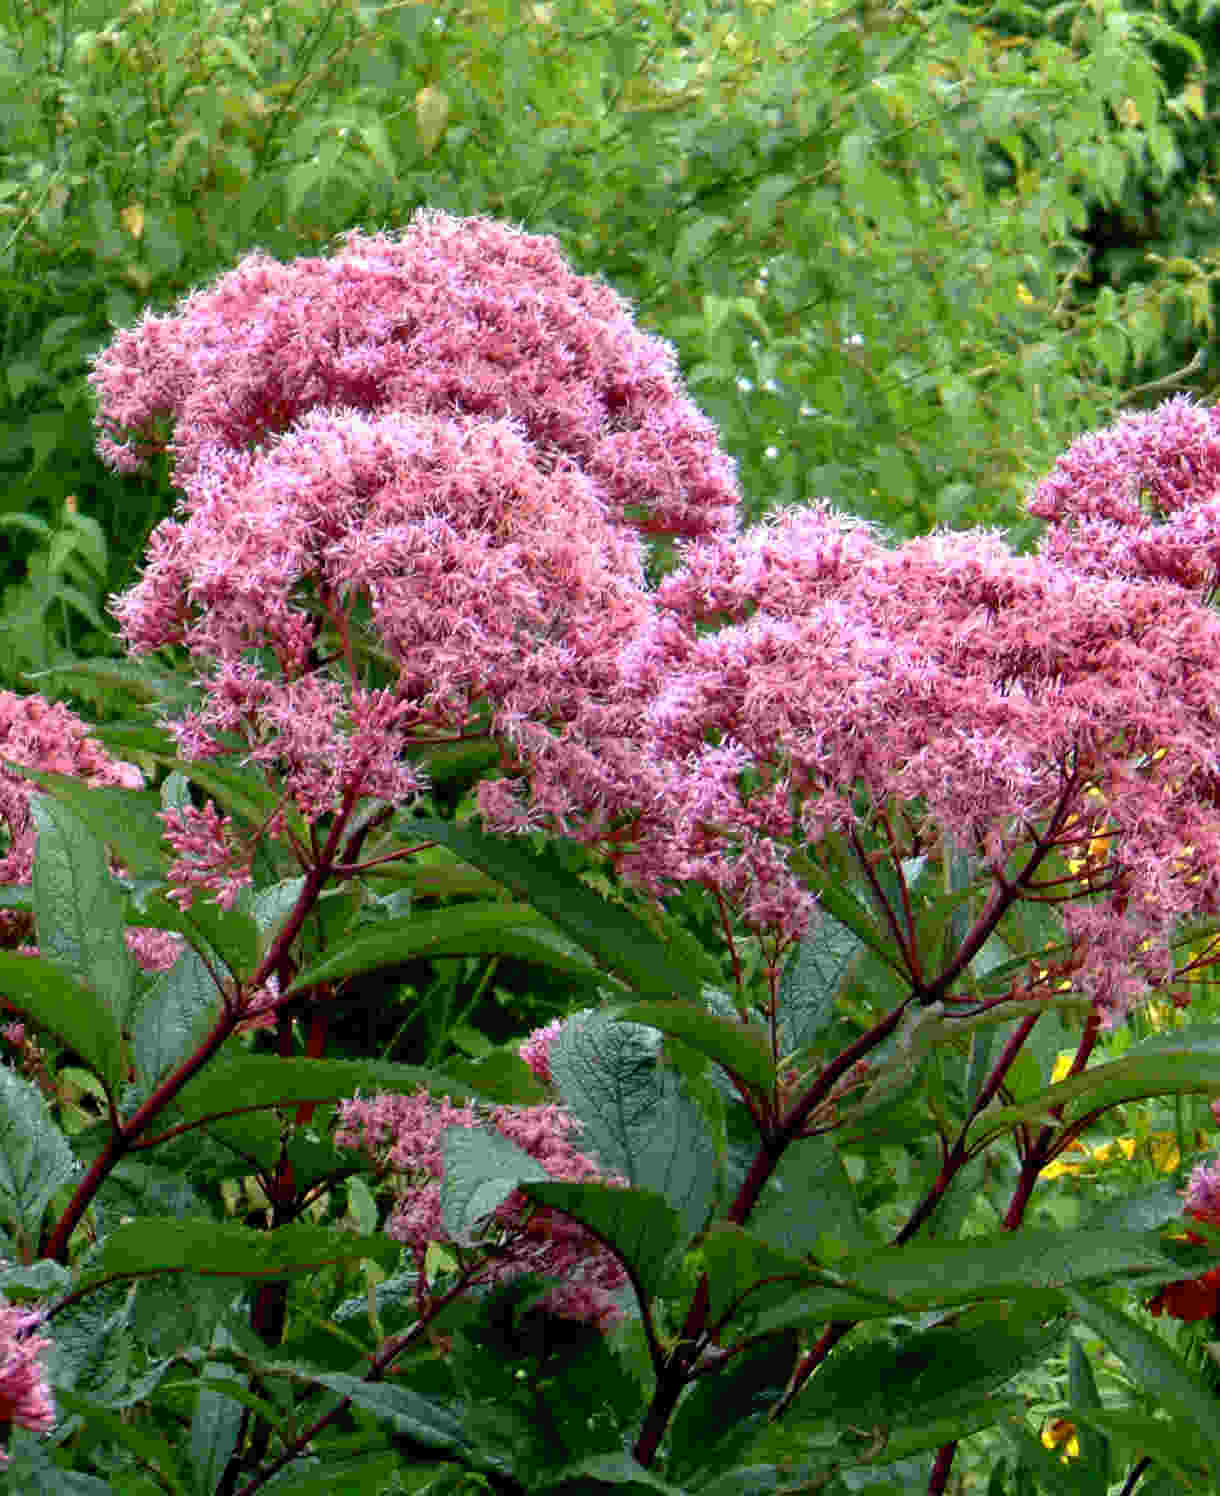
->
[86,1218,400,1286]
[31,795,136,1027]
[169,1055,454,1130]
[0,1063,76,1239]
[612,999,775,1097]
[549,1010,719,1239]
[534,1453,687,1493]
[967,1044,1220,1147]
[0,950,123,1090]
[703,1223,1184,1333]
[441,1126,549,1244]
[410,820,704,1000]
[285,903,599,994]
[702,1225,894,1330]
[304,1373,476,1463]
[522,1179,685,1303]
[1063,1286,1220,1483]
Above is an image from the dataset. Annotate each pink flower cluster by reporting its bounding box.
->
[89,211,1220,1023]
[0,1301,54,1461]
[334,1088,627,1328]
[94,213,738,898]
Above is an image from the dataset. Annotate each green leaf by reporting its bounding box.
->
[88,1219,400,1286]
[130,947,223,1095]
[441,1125,550,1244]
[1064,1406,1212,1490]
[748,1135,874,1256]
[1063,1287,1220,1481]
[238,1453,400,1496]
[170,1054,452,1131]
[522,1180,685,1302]
[443,1050,548,1105]
[410,821,704,1000]
[0,1062,75,1239]
[967,1043,1220,1146]
[703,1224,1182,1332]
[777,914,863,1053]
[31,795,136,1027]
[0,950,123,1090]
[666,1335,800,1488]
[537,1452,687,1492]
[286,903,598,993]
[188,1336,243,1496]
[549,1009,719,1238]
[305,1372,475,1463]
[701,1224,892,1331]
[612,999,775,1096]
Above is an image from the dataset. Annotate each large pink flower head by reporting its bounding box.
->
[96,215,740,895]
[1030,395,1220,590]
[91,210,739,540]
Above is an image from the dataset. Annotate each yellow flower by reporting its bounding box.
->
[1041,1419,1080,1460]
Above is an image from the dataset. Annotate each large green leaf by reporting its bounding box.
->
[188,1333,243,1496]
[1063,1287,1220,1483]
[286,902,599,993]
[785,850,907,975]
[702,1225,894,1331]
[0,1063,75,1239]
[441,1125,549,1244]
[88,1218,400,1286]
[410,821,705,1000]
[612,999,775,1097]
[0,950,123,1090]
[31,795,136,1027]
[549,1010,720,1239]
[522,1180,685,1302]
